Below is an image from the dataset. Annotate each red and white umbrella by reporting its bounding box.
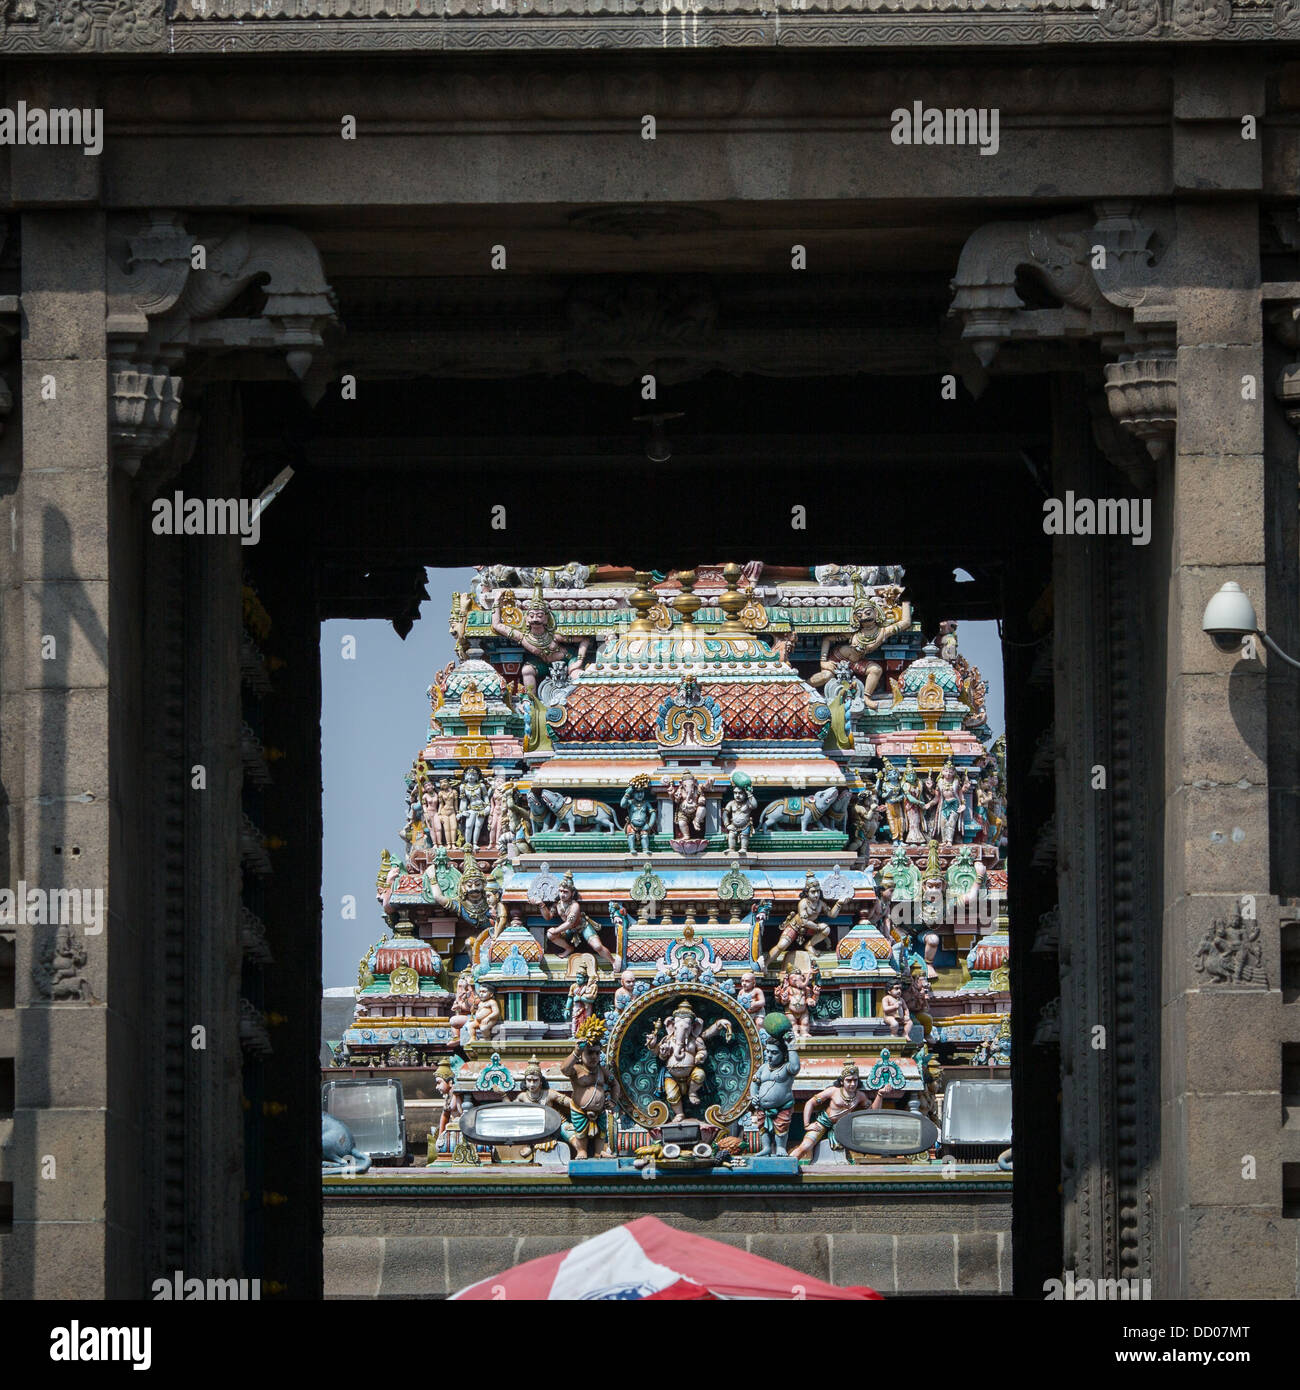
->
[451,1215,882,1301]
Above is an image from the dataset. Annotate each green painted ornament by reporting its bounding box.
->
[730,770,753,789]
[763,1011,792,1039]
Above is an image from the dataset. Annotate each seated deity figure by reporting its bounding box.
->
[613,969,638,1013]
[491,588,590,696]
[880,980,911,1037]
[620,773,656,854]
[736,970,766,1024]
[808,588,913,709]
[448,970,476,1032]
[789,1060,882,1162]
[763,872,850,971]
[539,870,621,972]
[465,981,502,1042]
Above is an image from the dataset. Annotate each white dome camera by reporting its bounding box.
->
[1201,582,1258,655]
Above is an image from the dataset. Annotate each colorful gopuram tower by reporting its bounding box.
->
[327,562,1010,1177]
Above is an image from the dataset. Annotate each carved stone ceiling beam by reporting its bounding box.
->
[7,0,1291,55]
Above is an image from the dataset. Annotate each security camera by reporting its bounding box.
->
[1201,582,1257,654]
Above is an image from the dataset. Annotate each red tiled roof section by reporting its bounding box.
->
[553,680,826,743]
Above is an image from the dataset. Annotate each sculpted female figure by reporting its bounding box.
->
[902,760,929,844]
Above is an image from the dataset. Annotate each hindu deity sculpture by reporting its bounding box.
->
[487,768,512,847]
[491,587,591,696]
[880,980,912,1037]
[937,620,958,662]
[560,1017,620,1159]
[789,1060,882,1162]
[927,759,968,846]
[430,776,459,848]
[448,970,476,1033]
[901,759,929,844]
[808,586,913,709]
[721,775,759,852]
[876,759,905,842]
[736,969,766,1023]
[465,981,502,1043]
[620,773,656,854]
[565,964,599,1034]
[764,872,850,970]
[670,771,711,843]
[539,870,620,972]
[485,881,508,947]
[613,968,638,1013]
[775,963,821,1040]
[458,766,491,849]
[644,998,735,1122]
[432,1060,463,1157]
[846,790,883,852]
[748,1014,801,1157]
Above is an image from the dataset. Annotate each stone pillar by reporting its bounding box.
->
[1161,197,1290,1297]
[3,212,118,1297]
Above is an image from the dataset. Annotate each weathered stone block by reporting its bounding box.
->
[1165,783,1271,894]
[23,688,109,799]
[1184,1093,1282,1208]
[895,1233,957,1293]
[1166,670,1267,800]
[747,1233,830,1285]
[1173,204,1261,345]
[1179,1206,1297,1299]
[0,1219,106,1299]
[1183,981,1283,1096]
[21,579,111,690]
[20,212,107,361]
[1172,455,1264,570]
[19,451,111,584]
[829,1233,895,1293]
[443,1234,536,1296]
[1176,347,1263,458]
[323,1236,384,1299]
[11,1108,106,1221]
[377,1235,451,1298]
[956,1231,1000,1291]
[1172,125,1261,196]
[14,1006,108,1108]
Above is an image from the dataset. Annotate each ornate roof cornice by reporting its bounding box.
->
[4,0,1296,56]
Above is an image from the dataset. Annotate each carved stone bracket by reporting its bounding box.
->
[106,211,337,478]
[949,203,1177,467]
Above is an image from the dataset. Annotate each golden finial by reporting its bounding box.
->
[628,572,657,632]
[672,570,701,630]
[717,563,749,633]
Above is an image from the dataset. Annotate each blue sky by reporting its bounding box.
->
[320,569,1005,986]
